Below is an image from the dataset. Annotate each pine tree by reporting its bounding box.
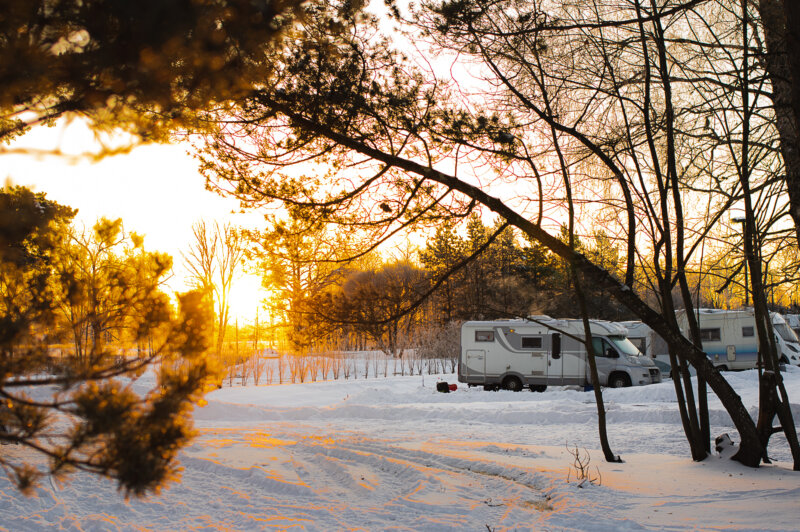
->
[0,187,215,496]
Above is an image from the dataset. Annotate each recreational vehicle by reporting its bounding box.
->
[459,316,661,392]
[622,312,800,376]
[675,309,800,370]
[619,321,668,359]
[772,313,800,365]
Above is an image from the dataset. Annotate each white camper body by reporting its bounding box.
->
[459,316,661,391]
[618,321,674,377]
[618,321,668,359]
[770,313,800,365]
[675,309,800,370]
[782,313,800,340]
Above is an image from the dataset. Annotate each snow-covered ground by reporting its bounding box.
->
[2,367,799,531]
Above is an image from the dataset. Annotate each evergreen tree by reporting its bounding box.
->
[0,186,75,363]
[0,187,214,496]
[1,0,304,143]
[247,217,347,351]
[419,222,467,324]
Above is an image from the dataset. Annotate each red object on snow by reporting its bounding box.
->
[448,383,457,391]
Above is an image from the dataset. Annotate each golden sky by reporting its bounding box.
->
[2,119,268,322]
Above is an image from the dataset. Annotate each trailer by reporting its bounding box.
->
[459,316,661,391]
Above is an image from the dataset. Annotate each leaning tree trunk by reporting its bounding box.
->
[572,267,621,463]
[742,0,800,469]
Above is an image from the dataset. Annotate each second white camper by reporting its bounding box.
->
[623,310,800,373]
[459,316,661,391]
[678,309,800,370]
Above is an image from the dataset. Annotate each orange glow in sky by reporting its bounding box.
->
[2,119,269,321]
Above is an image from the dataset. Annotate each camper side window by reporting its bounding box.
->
[475,331,495,342]
[742,326,754,337]
[591,338,612,357]
[521,336,543,349]
[700,328,721,341]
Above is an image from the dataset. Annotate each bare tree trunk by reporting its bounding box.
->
[573,268,621,463]
[758,0,800,240]
[741,0,800,469]
[634,0,706,460]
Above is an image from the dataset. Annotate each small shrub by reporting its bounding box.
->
[565,443,601,487]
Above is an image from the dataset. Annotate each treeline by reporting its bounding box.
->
[243,213,636,359]
[0,187,195,364]
[241,211,800,362]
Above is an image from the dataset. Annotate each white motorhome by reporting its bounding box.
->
[770,313,800,365]
[675,309,800,370]
[459,316,661,391]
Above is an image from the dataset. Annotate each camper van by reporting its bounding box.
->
[674,309,800,370]
[770,313,800,366]
[459,316,661,392]
[622,312,800,376]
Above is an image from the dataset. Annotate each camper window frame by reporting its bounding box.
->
[742,326,755,338]
[700,328,721,342]
[521,336,543,349]
[591,338,615,358]
[475,330,495,342]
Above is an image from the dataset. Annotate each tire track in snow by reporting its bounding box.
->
[184,428,559,530]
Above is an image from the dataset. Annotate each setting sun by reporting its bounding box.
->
[223,272,268,323]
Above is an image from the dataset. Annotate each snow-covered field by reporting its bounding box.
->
[2,367,799,531]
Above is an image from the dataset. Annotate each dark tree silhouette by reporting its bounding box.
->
[0,0,304,144]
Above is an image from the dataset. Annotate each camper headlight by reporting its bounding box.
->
[627,355,641,365]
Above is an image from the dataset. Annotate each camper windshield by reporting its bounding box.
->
[608,336,642,356]
[774,322,799,343]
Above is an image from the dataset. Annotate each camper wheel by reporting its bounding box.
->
[529,384,547,393]
[609,373,631,388]
[502,376,523,392]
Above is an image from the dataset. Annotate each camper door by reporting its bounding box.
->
[544,333,561,381]
[519,332,566,382]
